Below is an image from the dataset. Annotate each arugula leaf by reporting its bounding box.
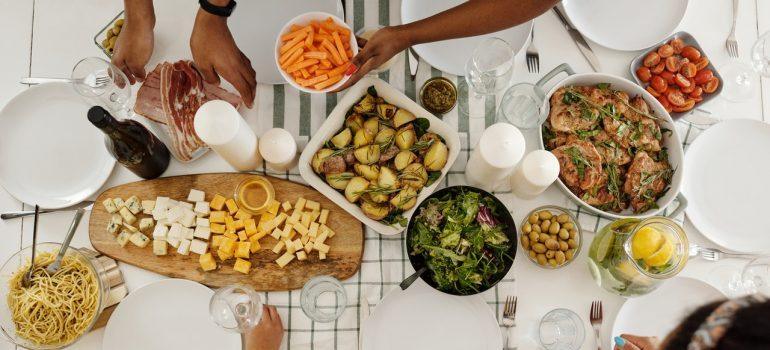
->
[413,118,430,138]
[366,86,378,97]
[426,171,441,186]
[597,82,611,90]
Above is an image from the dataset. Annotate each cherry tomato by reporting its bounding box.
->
[670,38,685,54]
[657,44,674,58]
[674,73,692,89]
[694,69,714,85]
[636,67,652,82]
[643,52,661,67]
[652,62,666,74]
[681,46,702,62]
[692,95,703,103]
[690,86,703,98]
[703,77,720,93]
[660,71,675,84]
[695,57,710,71]
[672,98,696,113]
[680,62,697,78]
[667,89,686,107]
[646,86,661,97]
[665,56,682,72]
[651,76,668,94]
[656,95,670,108]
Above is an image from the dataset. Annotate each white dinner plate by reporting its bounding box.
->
[0,83,115,209]
[401,0,532,76]
[103,279,240,350]
[563,0,689,51]
[151,0,343,85]
[361,280,502,350]
[611,277,724,345]
[682,119,770,253]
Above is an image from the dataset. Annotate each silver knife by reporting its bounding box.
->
[1,201,95,220]
[407,48,419,80]
[552,7,602,72]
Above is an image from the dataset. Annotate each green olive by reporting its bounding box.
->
[532,243,546,254]
[545,250,555,259]
[532,224,541,233]
[563,222,574,230]
[549,222,561,234]
[559,241,569,251]
[555,251,566,264]
[565,249,575,260]
[538,210,553,220]
[521,235,530,250]
[529,250,537,259]
[557,214,570,224]
[548,259,558,267]
[528,231,539,243]
[523,222,532,233]
[528,213,539,224]
[569,229,578,239]
[537,254,547,265]
[558,229,570,240]
[539,233,550,243]
[545,239,559,251]
[540,220,551,232]
[115,18,125,27]
[568,238,578,249]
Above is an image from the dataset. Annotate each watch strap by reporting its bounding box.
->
[199,0,236,17]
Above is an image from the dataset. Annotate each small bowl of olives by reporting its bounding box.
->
[519,205,582,269]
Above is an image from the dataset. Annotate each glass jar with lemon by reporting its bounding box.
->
[587,217,688,297]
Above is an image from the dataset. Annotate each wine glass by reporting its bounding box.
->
[741,257,770,296]
[719,30,770,102]
[209,284,264,333]
[459,37,514,118]
[71,57,133,118]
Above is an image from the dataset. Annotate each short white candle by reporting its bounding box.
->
[259,128,297,171]
[464,123,525,191]
[194,100,262,171]
[510,150,560,199]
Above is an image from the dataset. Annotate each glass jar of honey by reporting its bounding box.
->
[234,176,275,215]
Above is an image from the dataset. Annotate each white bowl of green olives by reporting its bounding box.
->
[520,206,582,269]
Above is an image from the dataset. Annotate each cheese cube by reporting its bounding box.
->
[183,227,195,240]
[125,196,142,215]
[272,213,288,228]
[129,232,150,248]
[187,189,205,202]
[301,234,310,245]
[141,200,156,214]
[119,207,137,225]
[196,217,210,227]
[288,210,302,225]
[194,226,211,240]
[300,212,311,228]
[281,224,294,239]
[276,252,295,268]
[235,242,251,258]
[319,252,327,260]
[304,241,314,254]
[233,258,251,274]
[225,215,236,232]
[225,199,239,215]
[153,240,168,256]
[252,229,269,241]
[235,209,252,220]
[180,209,197,227]
[123,223,138,233]
[190,239,208,255]
[220,237,237,254]
[272,240,285,254]
[167,238,181,248]
[152,224,169,240]
[194,201,210,217]
[309,210,321,224]
[112,198,125,209]
[270,228,282,240]
[315,231,328,245]
[108,214,123,233]
[139,218,155,232]
[244,219,258,236]
[319,209,329,224]
[294,197,306,212]
[102,198,119,213]
[166,206,184,223]
[217,248,233,261]
[224,232,238,240]
[233,219,245,231]
[152,197,169,220]
[199,253,217,271]
[309,222,319,238]
[248,235,261,253]
[292,239,303,252]
[281,200,292,212]
[209,211,226,223]
[237,230,248,242]
[321,224,335,238]
[266,199,281,215]
[211,235,224,249]
[285,240,296,254]
[314,242,330,254]
[178,201,194,210]
[305,199,320,212]
[296,250,308,261]
[168,223,184,239]
[294,223,309,236]
[210,223,226,234]
[210,194,227,210]
[116,231,131,247]
[177,239,191,255]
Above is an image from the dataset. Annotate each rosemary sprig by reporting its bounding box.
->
[354,186,401,196]
[564,146,593,180]
[329,145,353,157]
[410,139,434,152]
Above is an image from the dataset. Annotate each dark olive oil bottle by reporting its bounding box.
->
[87,106,170,179]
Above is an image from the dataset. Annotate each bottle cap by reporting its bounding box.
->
[87,106,112,128]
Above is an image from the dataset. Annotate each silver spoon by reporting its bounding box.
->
[46,208,85,274]
[22,205,40,288]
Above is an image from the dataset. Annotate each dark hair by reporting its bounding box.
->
[662,299,770,350]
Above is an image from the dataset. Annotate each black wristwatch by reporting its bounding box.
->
[199,0,237,17]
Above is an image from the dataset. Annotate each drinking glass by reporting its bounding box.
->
[741,257,770,296]
[496,82,544,129]
[538,309,585,350]
[300,275,347,322]
[209,284,264,333]
[460,37,514,118]
[719,31,770,102]
[71,57,132,118]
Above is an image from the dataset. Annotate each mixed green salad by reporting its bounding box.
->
[409,189,514,294]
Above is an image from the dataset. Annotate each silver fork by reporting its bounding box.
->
[726,0,740,58]
[690,243,764,261]
[590,300,603,350]
[525,25,539,74]
[20,76,111,87]
[502,296,518,350]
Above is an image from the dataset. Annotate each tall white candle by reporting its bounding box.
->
[510,150,560,199]
[259,128,297,171]
[464,123,525,192]
[194,100,262,171]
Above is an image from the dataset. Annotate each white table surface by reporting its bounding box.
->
[0,1,768,349]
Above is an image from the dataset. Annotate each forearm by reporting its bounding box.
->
[397,0,558,46]
[123,0,155,28]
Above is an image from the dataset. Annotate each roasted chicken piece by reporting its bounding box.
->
[548,87,601,133]
[552,140,604,191]
[593,130,631,165]
[624,152,672,212]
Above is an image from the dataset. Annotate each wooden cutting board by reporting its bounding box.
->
[89,173,364,291]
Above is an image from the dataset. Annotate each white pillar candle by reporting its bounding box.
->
[194,100,262,171]
[464,123,525,192]
[259,128,297,171]
[510,150,560,199]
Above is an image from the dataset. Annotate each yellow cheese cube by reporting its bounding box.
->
[210,194,227,211]
[301,235,310,245]
[211,235,225,249]
[305,199,320,211]
[309,210,321,223]
[288,210,302,225]
[248,235,262,253]
[276,251,295,268]
[301,212,311,228]
[271,213,288,228]
[309,222,320,238]
[225,215,236,232]
[285,239,296,254]
[292,239,303,252]
[224,232,238,240]
[253,229,269,240]
[303,241,313,254]
[294,197,307,212]
[210,211,226,223]
[225,198,239,215]
[270,228,282,240]
[281,201,292,212]
[217,248,233,261]
[319,209,329,224]
[220,237,237,254]
[233,220,244,231]
[233,258,251,274]
[259,211,276,225]
[234,209,252,220]
[314,242,330,254]
[296,250,308,261]
[267,199,281,215]
[244,219,258,236]
[272,240,285,254]
[237,230,249,241]
[199,253,217,271]
[320,224,335,238]
[315,231,328,246]
[294,223,309,236]
[319,252,327,260]
[210,223,226,234]
[281,224,294,239]
[235,242,251,258]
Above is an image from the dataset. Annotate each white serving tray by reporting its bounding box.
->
[298,77,460,235]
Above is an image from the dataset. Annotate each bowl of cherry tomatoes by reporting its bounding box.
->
[630,31,722,118]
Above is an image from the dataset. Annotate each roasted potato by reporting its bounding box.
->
[424,141,448,171]
[368,192,390,203]
[312,148,334,173]
[354,145,380,165]
[401,163,427,188]
[345,113,364,133]
[330,128,352,149]
[378,167,398,189]
[354,94,376,113]
[326,172,354,190]
[353,129,375,147]
[395,125,416,150]
[363,117,379,135]
[393,109,416,128]
[322,155,346,174]
[394,150,417,171]
[375,127,395,145]
[390,187,417,210]
[361,200,391,220]
[344,176,370,203]
[354,164,380,181]
[377,104,397,119]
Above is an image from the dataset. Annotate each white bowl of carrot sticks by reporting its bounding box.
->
[275,12,358,93]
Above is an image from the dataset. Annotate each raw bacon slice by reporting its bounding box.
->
[159,61,207,162]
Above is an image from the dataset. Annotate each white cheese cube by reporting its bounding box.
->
[187,189,205,202]
[156,218,170,227]
[116,231,131,247]
[139,218,155,232]
[152,197,170,220]
[189,239,208,255]
[153,240,168,256]
[129,232,150,248]
[102,198,119,213]
[179,201,194,210]
[177,239,191,255]
[125,196,142,215]
[152,224,169,240]
[167,199,179,207]
[166,206,184,223]
[119,207,137,225]
[123,223,138,233]
[180,209,197,228]
[167,238,180,248]
[168,223,184,239]
[183,227,195,240]
[112,198,125,209]
[196,217,210,227]
[141,200,156,214]
[194,201,210,217]
[107,214,123,234]
[276,251,295,268]
[193,226,211,240]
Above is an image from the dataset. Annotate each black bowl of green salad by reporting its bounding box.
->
[406,186,517,296]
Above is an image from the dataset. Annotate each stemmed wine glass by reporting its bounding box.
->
[209,284,264,333]
[719,30,770,102]
[459,37,515,118]
[710,257,770,297]
[71,57,133,118]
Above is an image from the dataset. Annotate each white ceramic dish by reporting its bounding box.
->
[0,83,115,209]
[103,279,240,350]
[361,280,502,350]
[683,119,770,253]
[298,77,460,235]
[536,64,687,220]
[611,277,724,345]
[401,0,532,76]
[563,0,689,51]
[274,12,358,93]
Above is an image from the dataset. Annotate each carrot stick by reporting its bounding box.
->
[300,68,311,79]
[304,51,328,60]
[280,26,310,42]
[332,31,348,62]
[305,29,314,47]
[279,45,304,65]
[313,33,334,43]
[314,74,343,90]
[315,69,329,76]
[299,74,328,87]
[280,32,308,54]
[307,65,319,74]
[319,59,332,69]
[321,39,343,66]
[286,59,319,73]
[327,62,350,77]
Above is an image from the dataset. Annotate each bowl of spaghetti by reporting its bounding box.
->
[0,242,110,349]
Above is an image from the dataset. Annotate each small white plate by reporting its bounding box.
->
[563,0,689,51]
[361,280,503,350]
[611,277,724,345]
[683,119,770,253]
[401,0,532,76]
[103,279,240,350]
[0,83,115,209]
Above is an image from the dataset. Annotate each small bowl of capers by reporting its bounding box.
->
[519,205,582,269]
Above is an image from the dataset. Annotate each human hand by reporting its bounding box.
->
[335,26,411,91]
[111,12,155,84]
[190,9,256,108]
[614,334,659,350]
[244,305,284,350]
